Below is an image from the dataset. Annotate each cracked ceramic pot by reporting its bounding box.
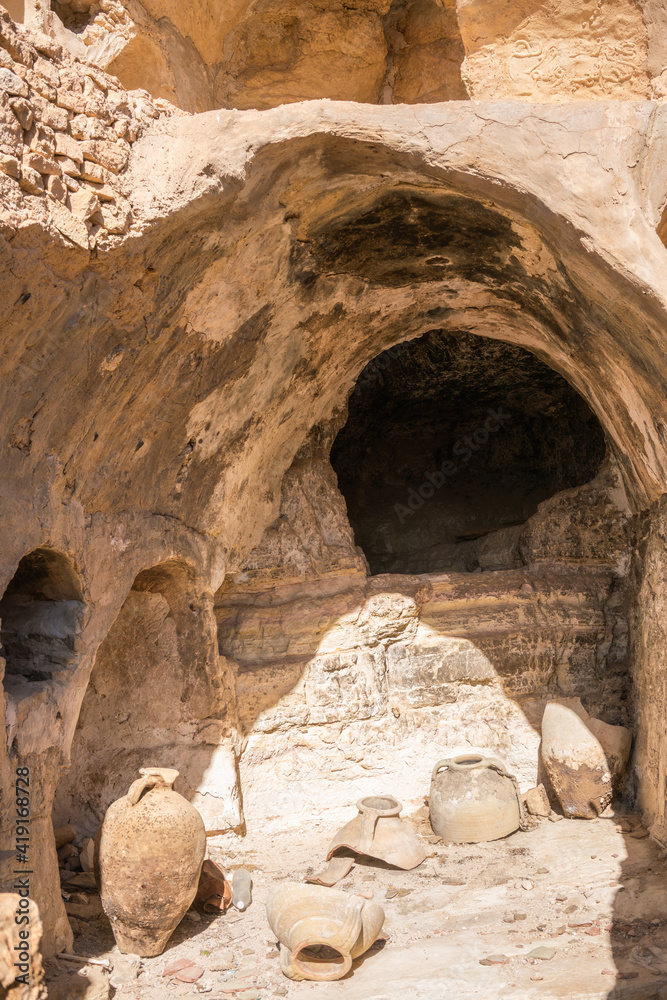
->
[429,755,521,843]
[327,795,426,869]
[98,767,206,956]
[541,698,632,819]
[266,883,385,981]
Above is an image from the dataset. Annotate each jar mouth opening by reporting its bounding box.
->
[455,755,484,767]
[357,795,401,816]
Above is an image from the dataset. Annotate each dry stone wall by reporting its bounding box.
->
[0,7,176,248]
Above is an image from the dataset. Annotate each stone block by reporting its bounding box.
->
[24,150,61,175]
[9,95,32,130]
[19,162,43,194]
[0,152,19,178]
[54,130,83,163]
[31,93,69,131]
[79,138,129,173]
[0,66,27,96]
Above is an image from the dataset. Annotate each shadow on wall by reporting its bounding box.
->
[52,559,241,840]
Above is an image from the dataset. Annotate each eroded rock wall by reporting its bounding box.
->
[29,0,667,111]
[214,446,631,829]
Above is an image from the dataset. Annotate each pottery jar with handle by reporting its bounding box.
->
[429,754,521,843]
[327,795,426,870]
[98,767,206,956]
[266,883,385,982]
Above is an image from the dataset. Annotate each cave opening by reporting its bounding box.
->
[0,548,85,685]
[330,330,607,576]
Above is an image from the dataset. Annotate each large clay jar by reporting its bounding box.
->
[266,883,385,982]
[541,698,632,819]
[429,755,521,843]
[98,767,206,956]
[327,795,425,870]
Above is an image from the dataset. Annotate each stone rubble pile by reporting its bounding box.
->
[0,5,176,249]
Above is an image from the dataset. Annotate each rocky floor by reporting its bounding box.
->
[45,807,667,1000]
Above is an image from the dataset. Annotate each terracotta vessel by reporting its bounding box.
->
[429,755,521,843]
[266,883,385,981]
[541,698,632,819]
[327,795,425,870]
[98,767,206,956]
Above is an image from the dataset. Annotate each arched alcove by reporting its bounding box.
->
[52,559,239,839]
[0,548,85,685]
[330,330,607,575]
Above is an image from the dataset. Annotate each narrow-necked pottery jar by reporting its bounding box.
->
[327,795,425,870]
[429,754,521,843]
[98,767,206,956]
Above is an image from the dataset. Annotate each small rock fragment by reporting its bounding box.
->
[110,952,141,988]
[209,950,235,971]
[173,964,204,983]
[527,946,556,961]
[521,880,534,891]
[480,954,508,966]
[54,825,77,848]
[629,827,649,839]
[524,785,550,817]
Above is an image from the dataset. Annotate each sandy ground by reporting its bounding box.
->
[46,806,667,1000]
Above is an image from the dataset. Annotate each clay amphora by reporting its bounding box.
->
[327,795,425,870]
[541,698,631,819]
[429,755,521,843]
[266,883,385,981]
[98,767,206,956]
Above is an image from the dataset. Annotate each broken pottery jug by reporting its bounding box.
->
[429,755,521,843]
[541,698,631,819]
[327,795,426,869]
[98,767,206,956]
[267,883,385,981]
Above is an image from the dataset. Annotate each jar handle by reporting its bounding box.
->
[431,758,456,782]
[127,767,178,806]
